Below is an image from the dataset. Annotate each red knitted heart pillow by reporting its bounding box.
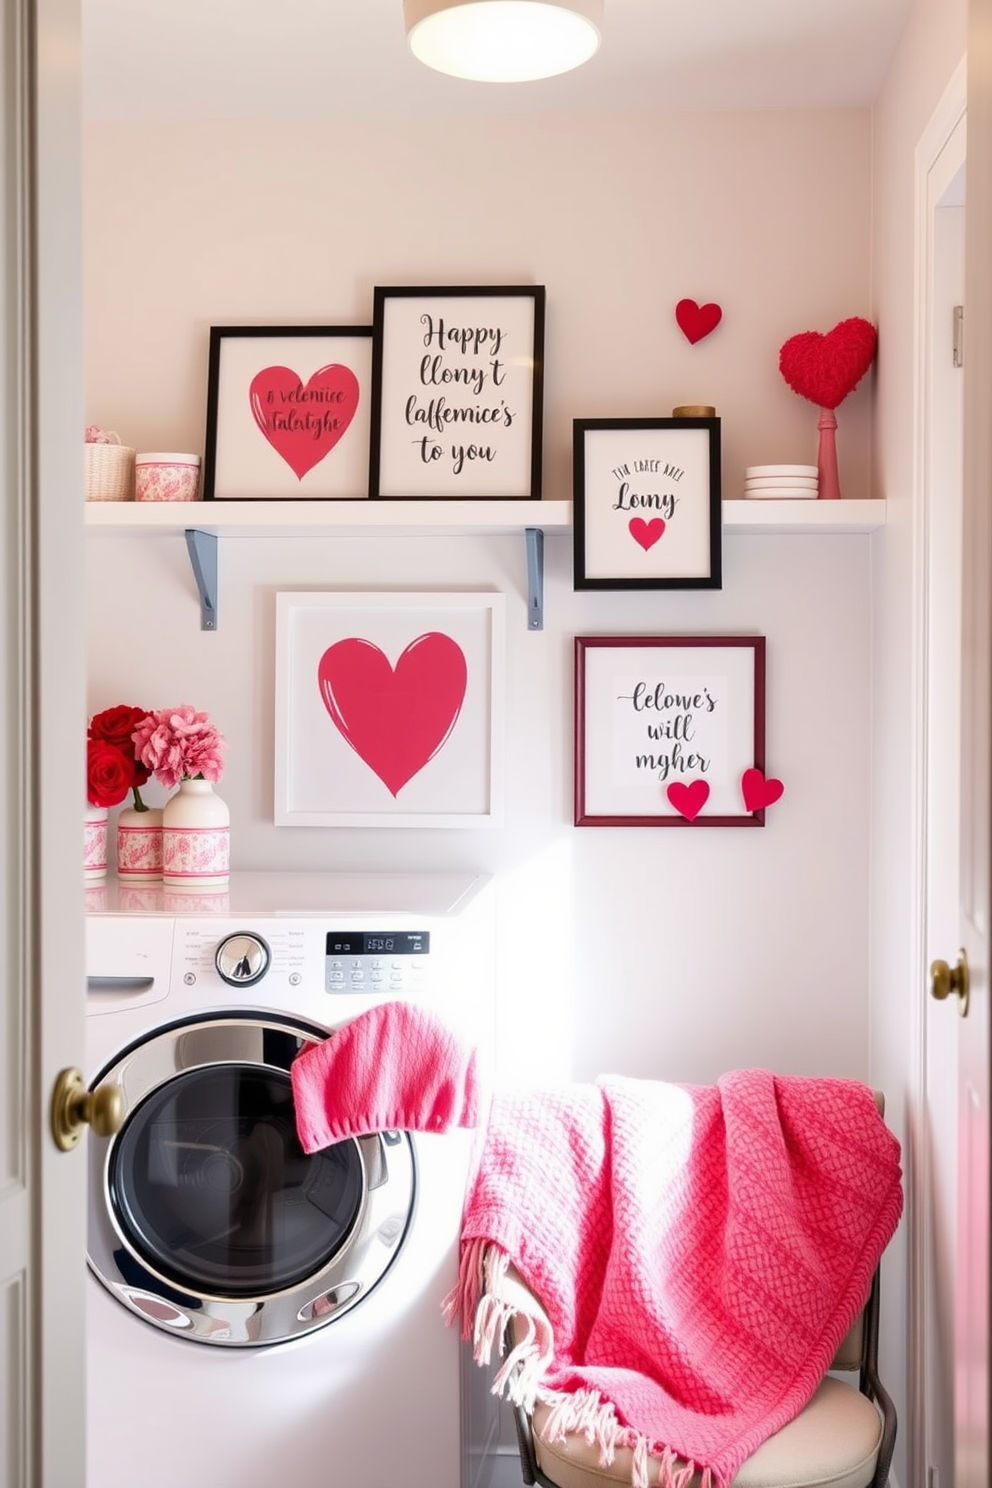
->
[778,317,877,410]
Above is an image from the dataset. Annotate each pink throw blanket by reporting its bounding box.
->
[291,1000,481,1152]
[447,1070,903,1488]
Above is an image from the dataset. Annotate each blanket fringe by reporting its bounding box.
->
[539,1400,719,1488]
[441,1234,488,1339]
[450,1243,728,1488]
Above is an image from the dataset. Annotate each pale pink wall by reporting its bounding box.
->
[84,113,877,1103]
[84,109,874,497]
[871,1,968,1482]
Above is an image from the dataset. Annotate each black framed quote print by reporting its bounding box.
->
[368,285,545,500]
[573,417,722,589]
[202,325,373,501]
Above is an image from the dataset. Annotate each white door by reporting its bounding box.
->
[0,1,88,1484]
[919,93,966,1488]
[951,10,992,1483]
[918,39,992,1488]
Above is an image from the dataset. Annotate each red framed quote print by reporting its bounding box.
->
[574,635,767,827]
[274,591,505,828]
[202,325,373,500]
[573,417,722,589]
[368,285,545,500]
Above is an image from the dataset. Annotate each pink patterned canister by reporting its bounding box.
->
[135,452,201,503]
[84,804,108,881]
[117,805,164,881]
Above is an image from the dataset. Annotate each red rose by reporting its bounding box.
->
[88,704,151,786]
[86,738,134,808]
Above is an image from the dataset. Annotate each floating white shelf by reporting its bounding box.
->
[84,498,886,631]
[84,497,886,537]
[722,499,886,534]
[83,498,574,538]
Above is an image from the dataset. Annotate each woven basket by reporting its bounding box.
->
[85,433,135,502]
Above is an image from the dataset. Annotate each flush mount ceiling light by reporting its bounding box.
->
[404,0,603,83]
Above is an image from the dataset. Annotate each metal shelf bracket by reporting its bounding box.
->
[525,527,544,631]
[185,529,218,631]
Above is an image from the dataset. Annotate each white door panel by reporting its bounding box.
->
[918,39,991,1488]
[954,11,992,1478]
[921,110,965,1488]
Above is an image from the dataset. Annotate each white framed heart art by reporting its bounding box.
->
[202,325,373,500]
[274,591,505,827]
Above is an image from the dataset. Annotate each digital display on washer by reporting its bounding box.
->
[325,931,429,956]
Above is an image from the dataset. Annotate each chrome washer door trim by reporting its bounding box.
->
[87,1012,416,1347]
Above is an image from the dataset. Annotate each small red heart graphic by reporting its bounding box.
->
[741,768,785,812]
[666,779,710,821]
[675,298,723,345]
[629,516,665,551]
[778,317,877,410]
[250,363,360,480]
[317,631,467,797]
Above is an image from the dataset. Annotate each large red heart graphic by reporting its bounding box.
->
[741,768,785,812]
[250,363,359,480]
[666,779,710,821]
[675,298,723,345]
[317,632,467,797]
[778,317,877,410]
[629,517,665,551]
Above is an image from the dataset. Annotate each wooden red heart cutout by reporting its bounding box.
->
[629,516,665,551]
[741,768,785,812]
[250,363,360,480]
[675,299,723,345]
[317,632,467,797]
[667,779,710,821]
[778,317,877,410]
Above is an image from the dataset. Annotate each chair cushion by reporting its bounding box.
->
[531,1377,883,1488]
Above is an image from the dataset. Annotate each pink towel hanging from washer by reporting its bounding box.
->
[291,999,481,1153]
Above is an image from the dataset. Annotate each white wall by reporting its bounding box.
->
[871,1,968,1484]
[84,108,875,1089]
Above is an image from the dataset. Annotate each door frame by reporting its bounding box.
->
[2,0,88,1481]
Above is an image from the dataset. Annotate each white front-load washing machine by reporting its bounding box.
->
[84,871,495,1488]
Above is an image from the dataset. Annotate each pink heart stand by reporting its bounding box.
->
[817,408,842,500]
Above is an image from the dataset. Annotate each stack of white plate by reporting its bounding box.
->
[744,464,819,499]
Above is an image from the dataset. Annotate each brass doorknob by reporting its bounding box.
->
[50,1067,124,1152]
[929,949,970,1018]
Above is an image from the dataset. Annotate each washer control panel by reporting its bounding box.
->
[325,930,430,996]
[141,919,439,1004]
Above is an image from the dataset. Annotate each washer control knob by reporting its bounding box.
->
[216,932,271,987]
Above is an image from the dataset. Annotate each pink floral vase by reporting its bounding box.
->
[161,779,230,887]
[117,805,164,882]
[84,803,108,881]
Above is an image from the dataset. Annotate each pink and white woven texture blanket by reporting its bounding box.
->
[448,1070,903,1488]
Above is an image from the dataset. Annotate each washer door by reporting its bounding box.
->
[87,1013,415,1346]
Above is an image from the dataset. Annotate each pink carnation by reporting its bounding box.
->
[133,705,228,791]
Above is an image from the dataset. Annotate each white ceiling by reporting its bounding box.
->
[81,0,915,122]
